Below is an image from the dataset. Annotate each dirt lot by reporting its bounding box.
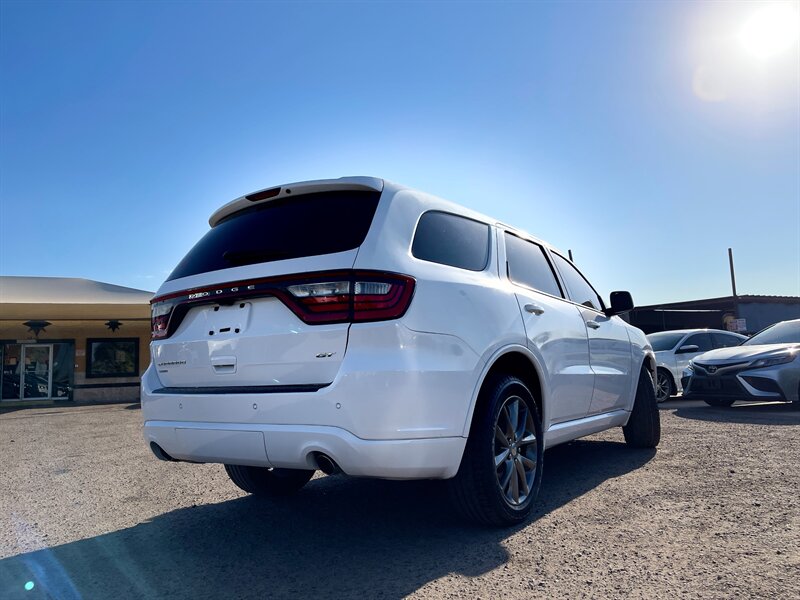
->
[1,400,798,599]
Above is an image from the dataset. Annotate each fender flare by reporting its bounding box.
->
[460,344,548,437]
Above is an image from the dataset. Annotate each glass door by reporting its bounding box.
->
[22,344,53,399]
[1,344,22,401]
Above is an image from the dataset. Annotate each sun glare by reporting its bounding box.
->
[739,4,800,60]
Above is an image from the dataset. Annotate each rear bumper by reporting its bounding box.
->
[143,420,466,479]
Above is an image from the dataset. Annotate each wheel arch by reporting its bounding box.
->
[462,345,547,438]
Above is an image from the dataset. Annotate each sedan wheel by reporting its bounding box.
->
[655,370,673,403]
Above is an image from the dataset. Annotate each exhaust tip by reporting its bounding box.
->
[150,442,178,462]
[315,453,341,475]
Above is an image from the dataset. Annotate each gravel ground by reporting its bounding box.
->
[1,400,798,599]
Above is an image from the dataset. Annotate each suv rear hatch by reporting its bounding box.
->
[150,179,412,391]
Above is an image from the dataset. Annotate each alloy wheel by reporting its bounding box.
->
[494,395,538,506]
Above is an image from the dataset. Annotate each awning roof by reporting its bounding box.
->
[0,276,152,320]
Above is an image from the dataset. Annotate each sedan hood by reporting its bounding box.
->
[694,343,800,364]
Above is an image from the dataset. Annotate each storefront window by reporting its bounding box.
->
[86,338,139,378]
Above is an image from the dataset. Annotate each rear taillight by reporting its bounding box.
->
[150,270,415,339]
[151,300,176,339]
[283,274,415,324]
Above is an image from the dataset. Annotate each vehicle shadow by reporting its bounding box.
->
[0,439,654,600]
[672,401,800,426]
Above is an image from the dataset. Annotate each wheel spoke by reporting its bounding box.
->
[495,448,510,468]
[500,460,514,491]
[510,462,520,503]
[495,425,509,447]
[518,433,537,446]
[515,402,528,440]
[520,455,537,470]
[507,398,519,436]
[515,458,530,496]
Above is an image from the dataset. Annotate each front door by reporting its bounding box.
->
[22,344,53,399]
[578,308,633,415]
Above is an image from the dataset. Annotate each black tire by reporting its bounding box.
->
[623,368,661,448]
[703,398,735,407]
[655,368,674,403]
[224,464,315,496]
[449,374,544,526]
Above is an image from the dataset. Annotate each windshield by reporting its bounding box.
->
[742,321,800,346]
[646,331,687,352]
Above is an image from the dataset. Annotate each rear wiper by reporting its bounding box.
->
[222,250,290,265]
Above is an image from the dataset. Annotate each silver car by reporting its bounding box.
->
[646,329,747,402]
[682,319,800,407]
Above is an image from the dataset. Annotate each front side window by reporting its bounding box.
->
[551,253,603,310]
[505,233,562,297]
[412,211,490,271]
[683,333,713,353]
[86,338,139,378]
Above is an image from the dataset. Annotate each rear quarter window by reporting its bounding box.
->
[411,211,490,271]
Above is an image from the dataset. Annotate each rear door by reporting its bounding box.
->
[550,252,633,415]
[503,233,594,424]
[151,188,382,390]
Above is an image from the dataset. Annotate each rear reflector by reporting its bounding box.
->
[151,270,415,339]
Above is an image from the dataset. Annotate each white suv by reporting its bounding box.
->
[142,177,660,525]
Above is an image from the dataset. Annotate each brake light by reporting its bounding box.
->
[150,270,415,339]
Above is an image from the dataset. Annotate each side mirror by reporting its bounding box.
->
[676,344,700,354]
[605,291,634,316]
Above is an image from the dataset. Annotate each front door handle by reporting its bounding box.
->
[586,320,601,329]
[524,304,545,315]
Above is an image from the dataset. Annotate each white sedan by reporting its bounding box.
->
[646,329,746,402]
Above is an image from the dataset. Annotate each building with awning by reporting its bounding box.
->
[0,276,152,404]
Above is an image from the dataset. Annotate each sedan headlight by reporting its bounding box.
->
[749,353,797,369]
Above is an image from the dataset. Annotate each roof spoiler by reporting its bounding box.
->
[209,176,384,227]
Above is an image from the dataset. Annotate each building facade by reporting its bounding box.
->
[625,295,800,335]
[0,277,152,404]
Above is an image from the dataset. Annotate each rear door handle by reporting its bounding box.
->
[586,320,601,329]
[524,304,545,315]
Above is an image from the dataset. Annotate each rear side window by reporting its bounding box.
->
[412,211,490,271]
[505,233,562,297]
[551,253,604,310]
[167,191,381,281]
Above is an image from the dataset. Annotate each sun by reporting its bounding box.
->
[739,3,800,60]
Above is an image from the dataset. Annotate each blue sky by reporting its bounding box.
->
[1,1,798,305]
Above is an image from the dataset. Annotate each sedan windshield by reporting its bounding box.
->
[743,321,800,346]
[646,332,686,352]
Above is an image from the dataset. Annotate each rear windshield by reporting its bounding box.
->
[646,331,686,352]
[167,190,381,281]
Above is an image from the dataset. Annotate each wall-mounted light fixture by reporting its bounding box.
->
[23,320,51,338]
